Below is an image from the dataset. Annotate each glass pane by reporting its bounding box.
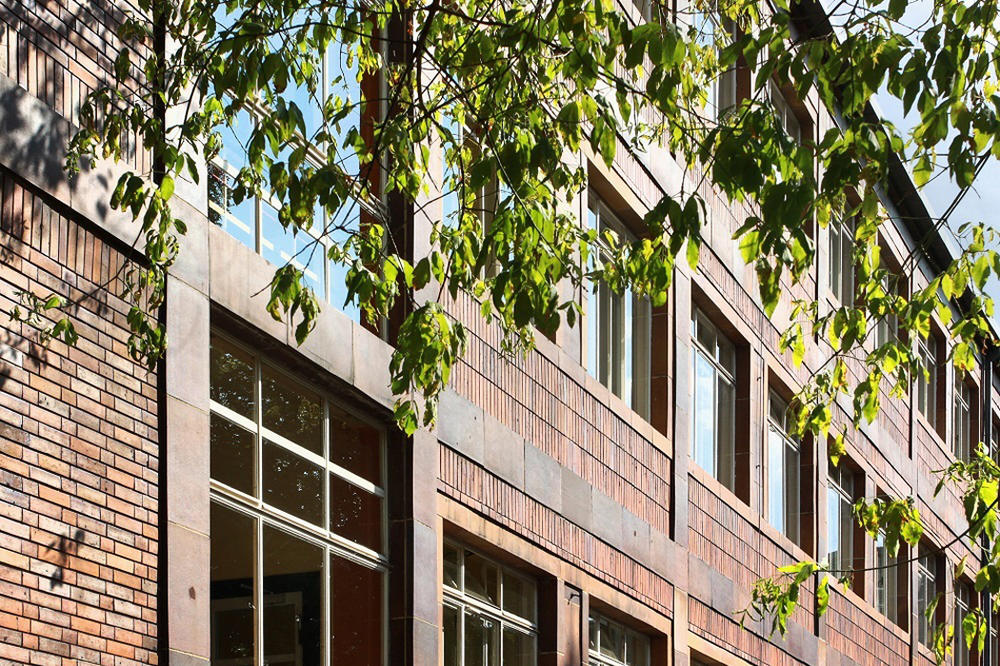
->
[262,525,322,666]
[210,503,255,663]
[464,610,499,666]
[502,572,535,623]
[328,218,362,322]
[443,604,460,666]
[598,617,625,662]
[464,551,499,606]
[693,350,716,477]
[716,376,735,491]
[443,543,461,590]
[695,311,715,354]
[210,337,255,418]
[502,626,535,666]
[327,41,361,177]
[827,487,840,571]
[627,632,649,666]
[329,404,381,485]
[589,614,598,652]
[262,439,323,524]
[261,365,323,454]
[261,200,326,299]
[784,439,800,544]
[767,428,784,534]
[329,473,382,551]
[330,553,383,665]
[210,414,256,495]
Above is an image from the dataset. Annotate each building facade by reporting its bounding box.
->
[0,1,997,665]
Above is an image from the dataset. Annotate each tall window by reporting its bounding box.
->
[209,333,385,665]
[207,35,365,323]
[767,392,801,545]
[875,531,904,628]
[955,581,972,666]
[586,195,651,418]
[588,612,650,666]
[826,463,855,575]
[691,307,736,492]
[442,542,537,666]
[693,5,737,121]
[917,547,940,649]
[915,335,940,430]
[828,217,855,304]
[769,81,802,144]
[954,378,973,461]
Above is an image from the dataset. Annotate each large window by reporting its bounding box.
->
[769,81,802,144]
[917,547,941,649]
[209,333,385,665]
[442,542,537,666]
[693,5,737,121]
[691,308,736,492]
[767,392,801,545]
[588,612,650,666]
[826,462,855,576]
[955,581,973,666]
[207,33,365,323]
[586,195,651,418]
[954,377,973,461]
[915,335,941,430]
[875,530,905,628]
[828,216,854,304]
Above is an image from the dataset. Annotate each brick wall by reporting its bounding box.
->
[0,167,159,665]
[439,445,674,618]
[689,596,806,666]
[825,589,908,666]
[448,291,672,535]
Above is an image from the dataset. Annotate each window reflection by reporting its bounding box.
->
[262,525,323,666]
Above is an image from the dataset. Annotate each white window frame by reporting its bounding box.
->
[769,80,802,144]
[955,581,972,666]
[916,336,939,430]
[874,530,902,627]
[766,391,801,545]
[828,216,855,305]
[693,4,737,122]
[916,550,938,649]
[690,307,737,492]
[826,463,854,574]
[588,611,650,666]
[953,377,973,461]
[586,193,651,419]
[442,541,538,666]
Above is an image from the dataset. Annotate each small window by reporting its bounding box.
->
[588,612,650,666]
[916,546,942,649]
[826,462,857,577]
[693,6,737,121]
[442,542,537,666]
[769,81,802,144]
[828,216,855,304]
[875,249,904,347]
[915,334,942,432]
[586,194,651,418]
[691,307,737,492]
[766,391,801,546]
[875,529,906,629]
[953,377,973,461]
[955,580,973,666]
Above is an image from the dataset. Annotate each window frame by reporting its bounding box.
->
[826,462,855,576]
[692,4,737,122]
[828,215,855,305]
[690,306,738,492]
[916,548,940,649]
[442,541,539,666]
[766,390,802,546]
[915,334,941,431]
[953,376,973,461]
[586,192,652,419]
[588,610,651,666]
[955,579,973,666]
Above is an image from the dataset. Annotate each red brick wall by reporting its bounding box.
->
[0,168,159,665]
[689,596,806,666]
[448,292,671,535]
[439,446,674,618]
[825,589,908,666]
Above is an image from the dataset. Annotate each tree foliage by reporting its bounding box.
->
[9,0,1000,660]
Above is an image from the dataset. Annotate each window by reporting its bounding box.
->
[828,216,854,304]
[586,195,651,418]
[955,581,973,666]
[442,542,537,666]
[769,81,802,144]
[209,333,385,666]
[693,5,737,121]
[207,35,366,323]
[875,253,903,347]
[691,307,736,492]
[875,530,905,628]
[767,391,801,545]
[588,612,650,666]
[990,612,999,666]
[915,335,941,431]
[954,377,973,461]
[826,463,855,576]
[992,415,1000,462]
[917,547,941,649]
